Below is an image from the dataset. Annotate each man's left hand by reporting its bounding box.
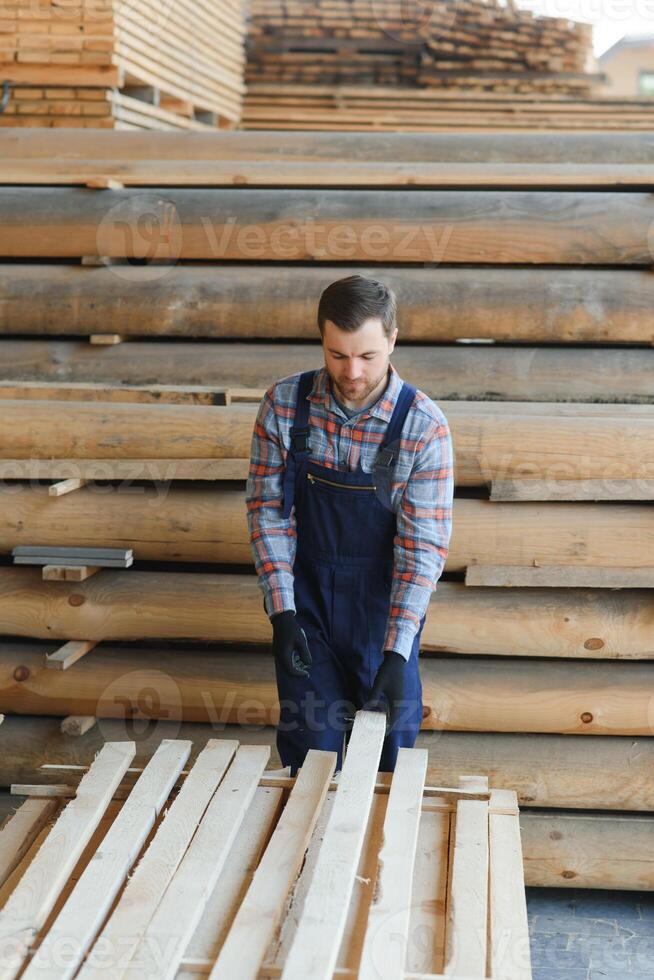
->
[366,650,406,733]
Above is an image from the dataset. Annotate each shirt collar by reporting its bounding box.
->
[307,362,403,423]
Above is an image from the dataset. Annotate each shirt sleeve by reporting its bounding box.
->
[383,414,454,660]
[245,385,297,618]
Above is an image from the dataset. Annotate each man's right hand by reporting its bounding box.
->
[271,610,312,678]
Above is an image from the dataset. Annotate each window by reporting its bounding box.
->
[638,71,654,96]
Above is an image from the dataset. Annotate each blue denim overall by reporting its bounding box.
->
[277,369,424,773]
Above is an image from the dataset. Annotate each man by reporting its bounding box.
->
[246,274,454,772]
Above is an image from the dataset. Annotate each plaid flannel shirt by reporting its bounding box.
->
[245,362,454,660]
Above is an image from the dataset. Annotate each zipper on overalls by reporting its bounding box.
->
[307,472,377,491]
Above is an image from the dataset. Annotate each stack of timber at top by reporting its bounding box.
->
[1,130,654,890]
[242,0,618,131]
[0,0,246,129]
[246,0,593,94]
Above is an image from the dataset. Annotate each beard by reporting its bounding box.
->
[328,362,389,407]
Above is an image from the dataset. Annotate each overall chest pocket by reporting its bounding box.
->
[301,471,395,560]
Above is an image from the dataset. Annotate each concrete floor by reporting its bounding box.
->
[527,888,654,980]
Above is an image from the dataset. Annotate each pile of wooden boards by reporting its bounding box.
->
[246,0,594,94]
[0,713,532,978]
[0,128,654,893]
[0,0,246,129]
[242,84,654,130]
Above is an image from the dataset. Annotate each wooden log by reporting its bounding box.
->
[2,566,654,659]
[0,714,652,812]
[2,131,652,165]
[520,811,654,890]
[3,484,654,575]
[3,339,654,403]
[0,189,651,264]
[0,401,653,485]
[1,643,653,735]
[3,266,654,345]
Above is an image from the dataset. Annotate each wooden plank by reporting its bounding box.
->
[89,334,122,345]
[1,188,651,265]
[210,750,336,979]
[0,742,134,980]
[489,789,532,980]
[2,158,654,187]
[406,803,449,974]
[465,565,654,588]
[48,478,87,497]
[491,478,654,501]
[60,715,97,736]
[16,557,131,569]
[335,791,387,973]
[13,547,132,560]
[358,747,428,980]
[281,711,386,980]
[182,787,283,968]
[126,744,269,979]
[79,739,239,980]
[2,266,654,345]
[266,792,337,970]
[42,566,102,582]
[443,783,489,976]
[21,740,191,979]
[45,640,98,671]
[0,799,58,889]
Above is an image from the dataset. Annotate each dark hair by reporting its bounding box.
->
[317,275,397,338]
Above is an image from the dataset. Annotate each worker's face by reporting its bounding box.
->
[322,317,398,407]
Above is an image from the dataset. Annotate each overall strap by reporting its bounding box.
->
[375,381,417,471]
[282,370,316,519]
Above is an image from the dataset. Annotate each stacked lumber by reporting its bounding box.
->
[0,130,653,890]
[243,85,654,131]
[246,0,593,95]
[417,3,592,91]
[0,87,224,130]
[0,0,246,129]
[0,714,533,977]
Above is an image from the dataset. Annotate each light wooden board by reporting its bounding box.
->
[79,739,238,980]
[281,712,386,979]
[22,740,190,979]
[359,747,428,979]
[210,750,335,979]
[0,742,134,980]
[125,744,270,979]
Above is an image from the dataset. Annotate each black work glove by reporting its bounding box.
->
[271,610,312,678]
[366,650,406,733]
